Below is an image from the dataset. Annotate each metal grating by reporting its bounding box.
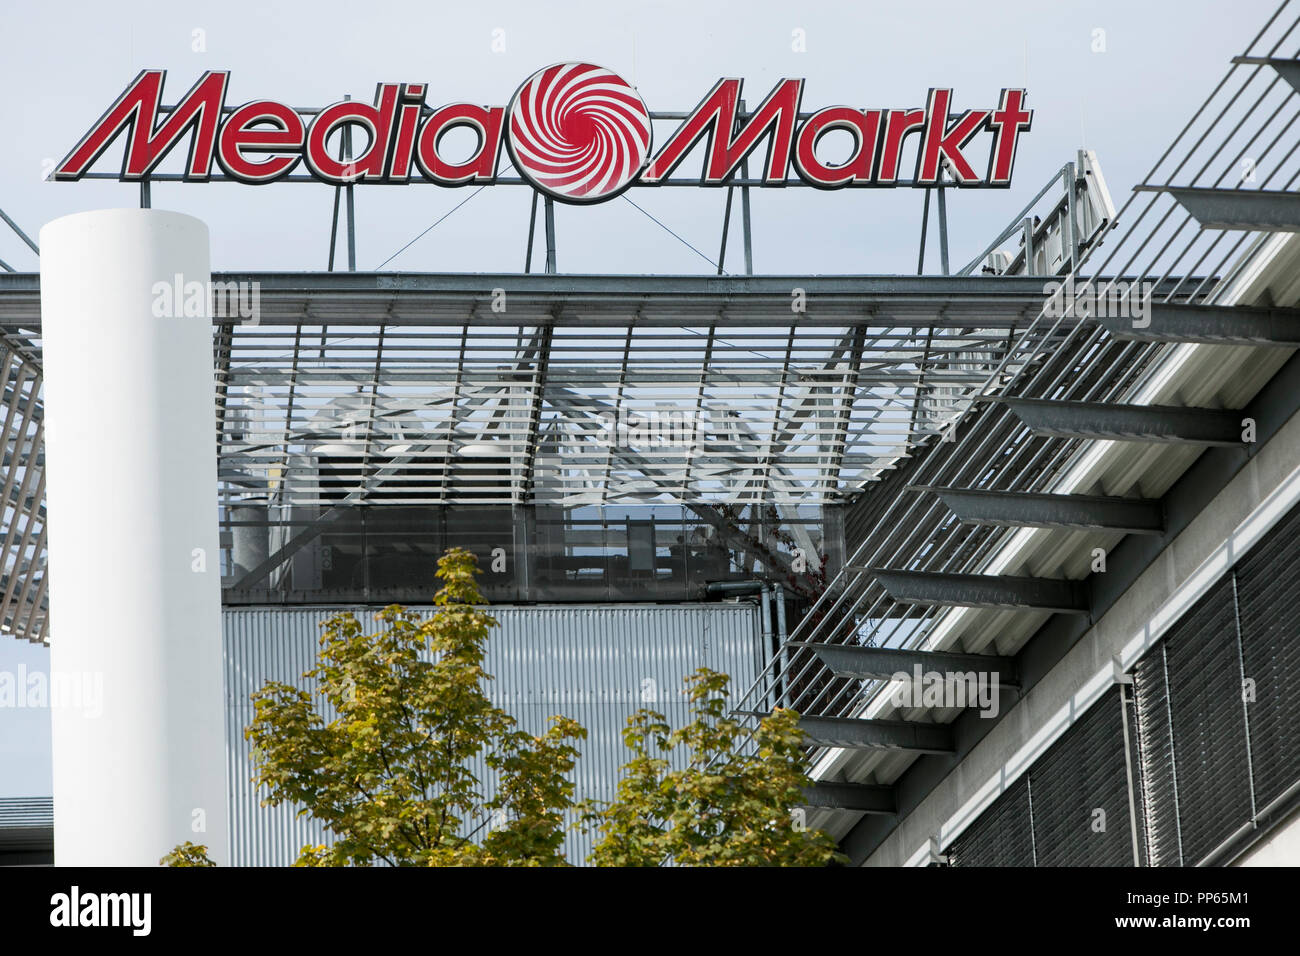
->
[0,272,1063,637]
[222,322,1009,506]
[208,277,1049,511]
[0,341,45,643]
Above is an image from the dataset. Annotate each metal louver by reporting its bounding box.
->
[945,776,1035,867]
[948,689,1134,866]
[1022,688,1134,866]
[950,490,1300,868]
[0,342,45,642]
[1234,502,1300,810]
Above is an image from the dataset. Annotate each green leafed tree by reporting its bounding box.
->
[164,546,842,867]
[159,841,216,867]
[585,669,844,867]
[242,547,586,866]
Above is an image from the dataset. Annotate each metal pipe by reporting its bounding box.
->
[739,99,753,275]
[345,180,356,272]
[1231,572,1258,820]
[759,583,773,709]
[741,182,753,274]
[917,188,931,274]
[1118,681,1143,866]
[718,188,734,275]
[1066,158,1080,270]
[139,178,151,209]
[705,579,778,707]
[343,95,356,272]
[937,185,949,275]
[774,584,790,709]
[704,579,766,597]
[1160,644,1186,865]
[0,207,39,255]
[544,196,557,273]
[774,582,788,640]
[328,186,341,271]
[327,112,347,271]
[525,190,539,273]
[1197,775,1300,867]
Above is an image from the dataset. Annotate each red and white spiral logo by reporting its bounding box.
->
[506,63,653,204]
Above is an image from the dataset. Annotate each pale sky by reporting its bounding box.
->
[0,0,1276,275]
[0,0,1278,795]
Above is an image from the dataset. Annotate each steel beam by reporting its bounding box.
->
[515,326,554,499]
[998,398,1244,445]
[913,485,1164,534]
[543,390,801,577]
[792,641,1018,686]
[1232,55,1300,94]
[1154,186,1300,232]
[839,330,1300,868]
[1098,302,1300,346]
[801,782,895,814]
[798,715,954,754]
[2,272,1198,333]
[860,568,1090,613]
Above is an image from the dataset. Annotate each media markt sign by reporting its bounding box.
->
[55,63,1032,203]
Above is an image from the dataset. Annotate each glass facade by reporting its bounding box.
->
[222,500,842,606]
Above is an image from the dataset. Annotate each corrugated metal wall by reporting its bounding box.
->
[224,602,764,866]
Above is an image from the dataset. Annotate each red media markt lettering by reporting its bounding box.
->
[54,64,1032,203]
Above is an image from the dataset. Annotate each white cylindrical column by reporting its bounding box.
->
[40,209,227,865]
